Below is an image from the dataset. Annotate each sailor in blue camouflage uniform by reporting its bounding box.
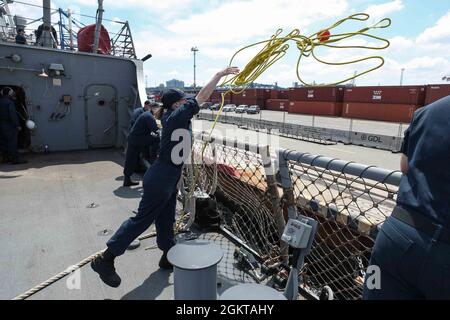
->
[123,108,160,187]
[0,87,27,165]
[129,100,152,130]
[364,95,450,299]
[91,67,239,287]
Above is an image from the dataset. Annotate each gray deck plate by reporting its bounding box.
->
[0,150,263,300]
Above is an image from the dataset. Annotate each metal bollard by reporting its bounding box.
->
[220,283,287,300]
[167,240,223,300]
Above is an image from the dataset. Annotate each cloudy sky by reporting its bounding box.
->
[9,0,450,87]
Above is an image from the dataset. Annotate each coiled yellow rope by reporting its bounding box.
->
[181,13,392,230]
[214,13,391,133]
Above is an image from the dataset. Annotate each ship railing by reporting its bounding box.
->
[1,2,137,59]
[197,111,405,152]
[277,149,401,300]
[185,132,402,300]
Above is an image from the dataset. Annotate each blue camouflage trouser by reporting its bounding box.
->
[363,216,450,299]
[0,122,18,160]
[108,160,181,256]
[123,134,158,177]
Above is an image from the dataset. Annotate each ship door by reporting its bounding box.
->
[85,85,117,148]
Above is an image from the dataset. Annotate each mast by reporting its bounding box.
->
[41,0,54,47]
[2,0,16,35]
[68,8,74,50]
[92,0,104,53]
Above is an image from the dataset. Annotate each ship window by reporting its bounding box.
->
[98,99,106,106]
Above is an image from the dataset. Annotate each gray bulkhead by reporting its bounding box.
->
[0,42,144,152]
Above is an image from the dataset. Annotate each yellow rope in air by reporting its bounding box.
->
[177,13,391,231]
[206,13,390,144]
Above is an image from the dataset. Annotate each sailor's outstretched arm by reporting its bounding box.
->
[195,67,239,105]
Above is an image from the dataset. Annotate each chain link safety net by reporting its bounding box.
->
[281,151,400,300]
[182,135,401,300]
[185,137,285,264]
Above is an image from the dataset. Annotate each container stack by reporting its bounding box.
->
[288,87,344,116]
[209,90,232,105]
[424,84,450,105]
[266,89,290,111]
[231,88,270,109]
[266,98,290,111]
[203,83,448,124]
[342,86,425,123]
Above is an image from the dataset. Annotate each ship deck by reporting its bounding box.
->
[0,149,260,300]
[0,129,400,300]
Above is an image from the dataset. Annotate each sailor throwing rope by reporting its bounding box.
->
[91,66,239,287]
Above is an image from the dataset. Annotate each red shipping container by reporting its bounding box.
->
[344,86,425,105]
[278,90,289,100]
[342,103,417,123]
[269,90,279,99]
[210,90,230,100]
[425,84,450,105]
[209,91,220,102]
[264,89,276,100]
[288,87,344,102]
[231,96,265,108]
[288,101,343,116]
[233,88,271,100]
[266,99,289,111]
[211,100,231,105]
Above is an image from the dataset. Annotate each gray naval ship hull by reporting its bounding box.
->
[0,42,146,153]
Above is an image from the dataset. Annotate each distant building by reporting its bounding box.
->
[166,79,184,89]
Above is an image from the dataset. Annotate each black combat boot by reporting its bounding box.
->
[91,249,121,288]
[123,175,139,187]
[158,252,173,270]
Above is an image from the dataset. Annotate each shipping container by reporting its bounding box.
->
[425,84,450,105]
[210,100,232,105]
[278,90,289,100]
[232,88,271,100]
[209,90,232,102]
[288,101,343,116]
[344,86,425,105]
[231,96,266,108]
[342,103,417,123]
[269,89,279,100]
[266,99,289,111]
[288,87,345,102]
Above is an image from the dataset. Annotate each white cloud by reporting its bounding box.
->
[71,0,195,19]
[29,0,443,88]
[136,0,350,84]
[166,0,348,46]
[385,36,414,54]
[365,0,404,23]
[135,0,347,59]
[416,10,450,48]
[404,56,450,70]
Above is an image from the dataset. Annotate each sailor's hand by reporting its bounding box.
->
[217,67,240,78]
